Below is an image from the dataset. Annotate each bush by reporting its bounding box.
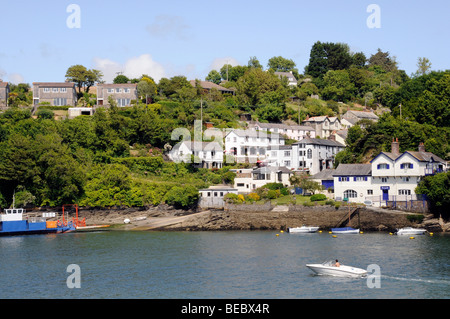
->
[164,185,199,209]
[310,194,327,201]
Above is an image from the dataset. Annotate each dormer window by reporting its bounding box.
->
[400,163,414,169]
[377,163,390,169]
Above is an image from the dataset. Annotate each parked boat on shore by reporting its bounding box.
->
[306,260,367,278]
[288,226,319,233]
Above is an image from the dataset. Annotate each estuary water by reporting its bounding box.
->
[0,230,449,299]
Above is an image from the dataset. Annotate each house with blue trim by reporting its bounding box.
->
[334,139,447,206]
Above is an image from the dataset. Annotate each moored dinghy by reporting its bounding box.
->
[396,227,427,235]
[331,227,360,234]
[288,226,319,233]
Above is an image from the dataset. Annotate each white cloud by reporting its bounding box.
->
[146,15,191,40]
[209,57,240,72]
[93,54,166,83]
[8,73,25,84]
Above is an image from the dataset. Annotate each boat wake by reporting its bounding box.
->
[381,275,450,285]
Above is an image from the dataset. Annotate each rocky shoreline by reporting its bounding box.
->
[73,204,450,233]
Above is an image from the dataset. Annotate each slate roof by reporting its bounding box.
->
[293,138,345,148]
[332,164,372,176]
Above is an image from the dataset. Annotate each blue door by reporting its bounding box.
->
[382,189,389,201]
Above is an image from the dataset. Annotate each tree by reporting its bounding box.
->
[113,74,130,84]
[368,49,398,73]
[289,174,323,194]
[267,56,296,72]
[304,41,353,79]
[416,57,432,76]
[416,172,450,218]
[65,65,103,95]
[205,70,222,84]
[321,70,356,101]
[248,56,263,69]
[235,68,288,106]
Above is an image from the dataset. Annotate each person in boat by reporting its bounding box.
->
[334,259,340,267]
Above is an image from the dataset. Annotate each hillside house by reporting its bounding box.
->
[250,122,315,141]
[225,129,285,164]
[189,80,235,95]
[168,140,223,169]
[97,83,138,107]
[232,166,293,194]
[302,116,342,138]
[32,82,77,106]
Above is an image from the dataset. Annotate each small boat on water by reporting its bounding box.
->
[0,207,75,236]
[288,226,319,233]
[331,227,360,234]
[396,227,427,235]
[306,260,367,278]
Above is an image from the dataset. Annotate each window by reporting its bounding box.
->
[377,163,390,169]
[53,98,67,106]
[354,176,368,182]
[381,177,388,183]
[339,177,350,182]
[284,151,291,157]
[107,88,114,93]
[284,160,291,166]
[367,190,373,195]
[52,88,58,93]
[60,88,67,93]
[307,149,312,159]
[43,88,50,93]
[116,99,131,107]
[237,183,245,187]
[116,88,122,93]
[400,163,414,169]
[124,88,130,93]
[398,189,411,195]
[402,177,410,182]
[344,190,357,198]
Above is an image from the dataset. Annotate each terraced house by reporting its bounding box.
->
[32,82,77,106]
[97,83,138,107]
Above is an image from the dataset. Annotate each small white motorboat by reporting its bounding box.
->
[288,226,319,233]
[306,260,367,278]
[331,227,360,234]
[396,227,427,235]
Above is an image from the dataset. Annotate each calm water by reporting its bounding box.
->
[0,230,449,299]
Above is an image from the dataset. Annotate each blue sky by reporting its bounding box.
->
[1,0,449,84]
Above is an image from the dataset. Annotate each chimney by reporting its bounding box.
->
[418,142,425,152]
[391,138,399,155]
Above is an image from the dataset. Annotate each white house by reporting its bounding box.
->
[263,137,345,175]
[333,164,373,203]
[370,139,446,204]
[198,185,238,208]
[274,71,298,86]
[224,129,285,164]
[333,139,447,206]
[250,122,315,141]
[291,137,345,175]
[232,166,293,194]
[168,140,223,169]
